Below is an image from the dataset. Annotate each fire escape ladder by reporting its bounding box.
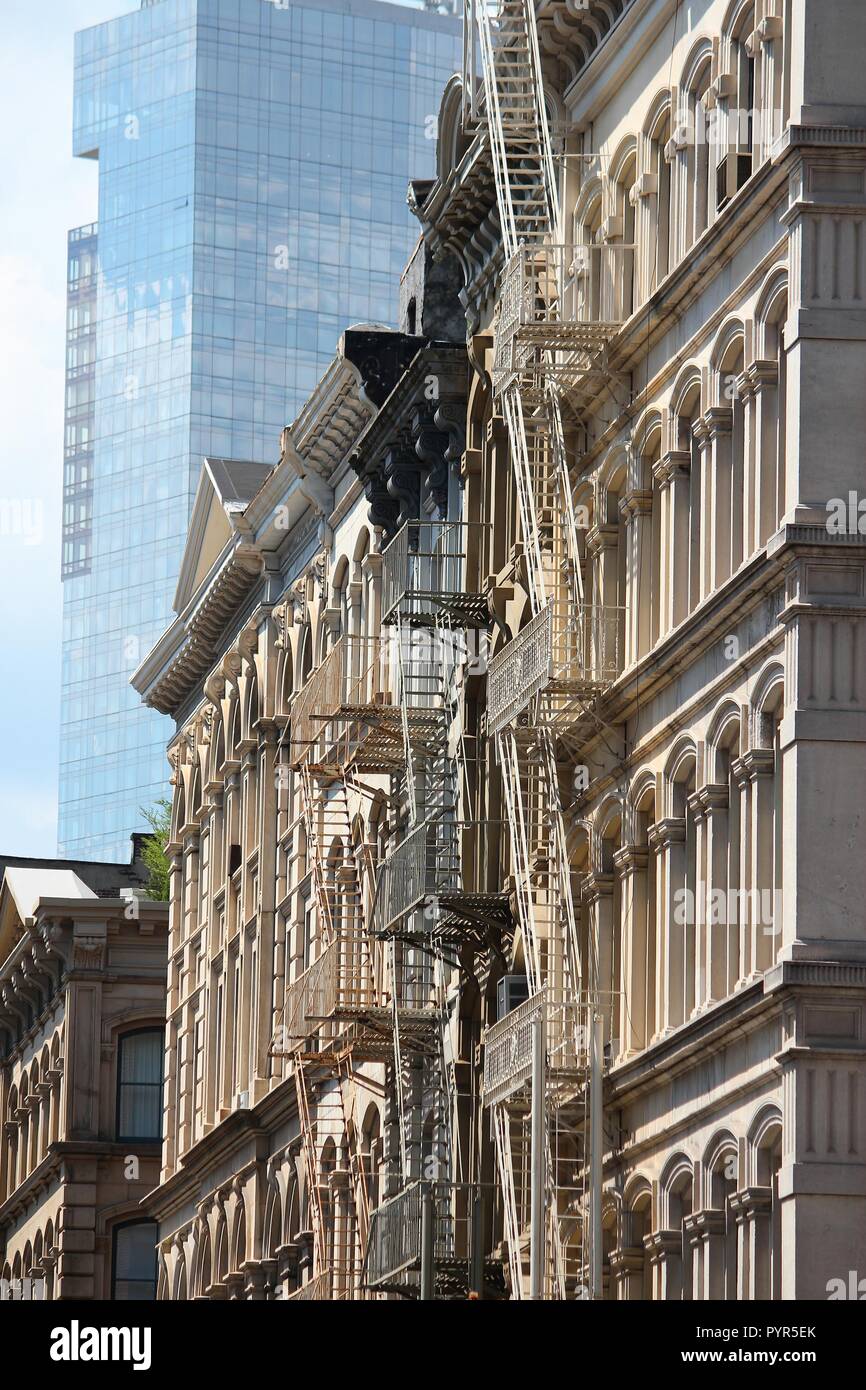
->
[300,1064,368,1298]
[395,611,421,826]
[299,762,377,1008]
[476,0,559,259]
[338,1052,371,1255]
[388,938,411,1182]
[497,728,542,994]
[433,955,456,1181]
[294,1061,328,1281]
[471,0,607,1301]
[493,1104,526,1299]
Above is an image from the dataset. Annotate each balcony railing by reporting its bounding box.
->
[486,602,624,736]
[483,991,545,1106]
[381,521,490,628]
[494,242,636,395]
[363,1181,485,1292]
[483,990,590,1106]
[291,632,447,770]
[370,819,511,942]
[371,820,459,936]
[276,938,376,1052]
[291,634,398,770]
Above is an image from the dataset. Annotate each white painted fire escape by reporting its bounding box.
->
[469,0,626,1300]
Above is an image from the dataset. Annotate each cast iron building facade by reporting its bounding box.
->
[133,0,866,1300]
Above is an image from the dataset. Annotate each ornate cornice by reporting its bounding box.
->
[143,548,263,717]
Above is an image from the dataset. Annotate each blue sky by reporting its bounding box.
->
[0,0,124,857]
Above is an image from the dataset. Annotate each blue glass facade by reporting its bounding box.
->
[59,0,460,861]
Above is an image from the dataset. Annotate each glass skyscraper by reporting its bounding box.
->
[59,0,460,861]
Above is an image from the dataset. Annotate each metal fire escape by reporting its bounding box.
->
[468,0,628,1299]
[271,622,442,1300]
[362,520,508,1298]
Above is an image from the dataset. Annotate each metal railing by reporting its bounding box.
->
[381,521,489,626]
[286,1268,333,1301]
[487,606,553,735]
[483,990,545,1106]
[495,243,636,386]
[487,602,625,735]
[277,938,376,1050]
[363,1181,482,1289]
[371,819,461,936]
[292,635,395,766]
[483,990,590,1106]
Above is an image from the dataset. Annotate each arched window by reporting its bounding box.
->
[632,782,658,1047]
[754,1117,783,1299]
[112,1220,158,1301]
[675,377,703,616]
[361,1104,383,1210]
[117,1030,164,1142]
[639,426,663,652]
[667,746,698,1028]
[611,150,637,318]
[684,56,713,246]
[735,8,756,155]
[708,1141,739,1299]
[711,716,743,997]
[719,2,758,206]
[758,282,789,545]
[596,806,623,1056]
[574,194,603,323]
[650,108,673,285]
[596,456,628,678]
[715,332,747,583]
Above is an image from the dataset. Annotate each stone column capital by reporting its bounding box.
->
[586,523,619,559]
[741,747,776,781]
[700,405,734,439]
[609,1247,645,1276]
[621,488,653,520]
[686,789,707,823]
[746,357,779,394]
[362,552,382,580]
[696,782,730,814]
[648,817,686,850]
[683,1208,727,1242]
[654,451,691,487]
[584,871,615,904]
[728,1186,773,1220]
[643,1229,682,1262]
[613,845,649,876]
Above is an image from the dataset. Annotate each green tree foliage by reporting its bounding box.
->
[139,799,172,901]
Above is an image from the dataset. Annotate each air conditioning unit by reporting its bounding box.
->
[234,1090,249,1111]
[497,974,530,1020]
[716,152,753,210]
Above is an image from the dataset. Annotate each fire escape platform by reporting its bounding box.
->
[297,706,443,773]
[380,519,492,629]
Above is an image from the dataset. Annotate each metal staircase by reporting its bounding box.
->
[476,0,558,261]
[470,0,612,1299]
[359,522,509,1294]
[293,1057,371,1299]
